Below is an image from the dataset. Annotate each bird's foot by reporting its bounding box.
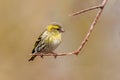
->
[51,52,57,59]
[40,53,44,59]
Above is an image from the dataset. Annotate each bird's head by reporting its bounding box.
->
[47,24,64,33]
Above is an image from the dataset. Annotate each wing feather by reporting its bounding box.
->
[32,30,48,53]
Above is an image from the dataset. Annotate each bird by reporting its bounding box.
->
[28,23,64,61]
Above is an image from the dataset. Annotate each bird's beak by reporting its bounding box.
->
[60,28,65,32]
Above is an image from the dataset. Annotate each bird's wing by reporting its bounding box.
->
[32,30,48,53]
[32,40,40,53]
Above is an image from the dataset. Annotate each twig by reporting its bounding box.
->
[69,5,101,16]
[30,0,108,57]
[70,0,108,16]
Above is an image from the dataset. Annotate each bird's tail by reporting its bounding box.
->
[28,55,37,61]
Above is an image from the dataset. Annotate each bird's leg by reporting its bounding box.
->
[41,55,44,59]
[51,52,57,59]
[40,53,44,59]
[54,55,57,59]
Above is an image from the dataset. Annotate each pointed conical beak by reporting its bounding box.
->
[60,28,65,32]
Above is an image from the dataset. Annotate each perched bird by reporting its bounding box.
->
[28,23,64,61]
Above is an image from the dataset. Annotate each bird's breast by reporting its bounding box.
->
[48,35,61,51]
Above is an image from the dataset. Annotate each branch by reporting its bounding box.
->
[70,0,108,16]
[30,0,108,57]
[69,5,101,16]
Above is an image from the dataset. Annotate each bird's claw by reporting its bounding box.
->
[40,54,44,59]
[53,53,57,59]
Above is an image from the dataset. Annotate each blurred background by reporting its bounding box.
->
[0,0,120,80]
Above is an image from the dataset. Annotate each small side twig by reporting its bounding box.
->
[69,5,101,16]
[31,0,108,57]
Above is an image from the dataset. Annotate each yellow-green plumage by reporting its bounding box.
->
[29,24,64,61]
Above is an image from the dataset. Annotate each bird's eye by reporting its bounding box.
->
[57,28,60,30]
